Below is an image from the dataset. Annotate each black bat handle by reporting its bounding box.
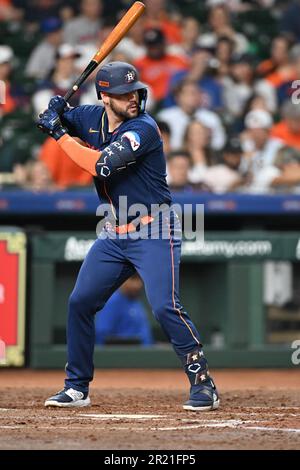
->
[64,60,99,102]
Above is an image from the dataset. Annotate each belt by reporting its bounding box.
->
[115,215,154,234]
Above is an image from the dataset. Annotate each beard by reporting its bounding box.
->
[109,99,139,120]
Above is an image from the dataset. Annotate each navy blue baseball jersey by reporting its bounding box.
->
[61,105,171,221]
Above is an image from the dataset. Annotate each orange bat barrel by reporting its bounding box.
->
[93,2,145,65]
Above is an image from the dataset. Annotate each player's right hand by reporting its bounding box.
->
[48,95,70,115]
[37,109,68,141]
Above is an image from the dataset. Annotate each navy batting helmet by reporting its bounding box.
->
[95,61,148,112]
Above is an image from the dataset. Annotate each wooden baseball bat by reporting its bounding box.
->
[64,1,146,102]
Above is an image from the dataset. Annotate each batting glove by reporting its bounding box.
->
[37,109,68,141]
[48,95,70,115]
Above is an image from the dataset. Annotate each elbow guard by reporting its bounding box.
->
[95,139,137,180]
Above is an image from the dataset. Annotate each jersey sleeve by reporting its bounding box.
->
[119,119,162,158]
[95,120,161,180]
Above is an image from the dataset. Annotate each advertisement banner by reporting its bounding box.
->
[0,231,26,366]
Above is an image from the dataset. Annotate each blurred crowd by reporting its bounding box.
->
[1,0,300,194]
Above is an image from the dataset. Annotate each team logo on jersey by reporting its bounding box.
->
[122,131,141,151]
[125,71,135,83]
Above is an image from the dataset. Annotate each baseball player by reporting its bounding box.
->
[37,61,219,411]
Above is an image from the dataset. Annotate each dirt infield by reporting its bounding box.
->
[0,369,299,450]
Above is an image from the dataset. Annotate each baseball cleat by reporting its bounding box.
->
[45,388,91,408]
[183,388,220,411]
[183,348,220,411]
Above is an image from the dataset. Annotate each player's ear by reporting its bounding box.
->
[100,92,109,105]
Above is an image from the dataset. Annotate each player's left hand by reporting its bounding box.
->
[48,95,70,115]
[37,109,68,141]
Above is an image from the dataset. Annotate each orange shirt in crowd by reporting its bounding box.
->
[145,19,182,45]
[265,67,296,88]
[134,54,189,102]
[271,121,300,150]
[256,59,276,77]
[39,137,93,189]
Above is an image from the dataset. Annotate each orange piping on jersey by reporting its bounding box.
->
[103,181,117,220]
[57,134,99,176]
[168,223,200,346]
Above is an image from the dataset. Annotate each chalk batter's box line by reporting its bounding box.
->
[0,424,300,434]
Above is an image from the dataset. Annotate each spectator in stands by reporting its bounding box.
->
[271,101,300,151]
[183,120,214,184]
[222,53,277,124]
[167,150,192,191]
[134,28,188,107]
[214,36,235,79]
[37,136,93,189]
[18,0,62,26]
[63,0,102,46]
[240,94,274,134]
[279,0,300,43]
[25,17,63,80]
[0,45,16,117]
[200,3,249,54]
[241,109,283,192]
[95,273,154,346]
[257,36,292,79]
[114,17,146,61]
[268,145,300,192]
[257,35,296,96]
[13,158,57,192]
[238,144,300,194]
[0,108,40,174]
[74,17,115,86]
[164,47,224,111]
[244,93,274,116]
[59,4,76,23]
[32,43,81,117]
[167,150,209,192]
[200,136,245,193]
[143,0,182,45]
[22,160,57,192]
[157,79,225,151]
[168,17,201,58]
